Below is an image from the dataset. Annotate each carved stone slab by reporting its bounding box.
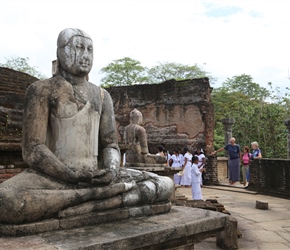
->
[0,206,229,250]
[0,202,172,236]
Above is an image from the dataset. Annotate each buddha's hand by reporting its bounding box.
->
[91,169,116,185]
[69,170,94,183]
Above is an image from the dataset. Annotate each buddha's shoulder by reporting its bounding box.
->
[26,76,73,96]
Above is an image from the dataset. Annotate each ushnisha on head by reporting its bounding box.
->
[130,108,143,125]
[53,28,93,78]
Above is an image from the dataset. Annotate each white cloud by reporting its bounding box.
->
[1,0,290,89]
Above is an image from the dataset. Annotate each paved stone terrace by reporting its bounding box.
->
[178,184,290,250]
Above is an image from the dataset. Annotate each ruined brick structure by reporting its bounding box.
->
[107,78,214,156]
[0,67,37,181]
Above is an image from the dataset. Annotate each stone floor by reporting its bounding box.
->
[178,184,290,250]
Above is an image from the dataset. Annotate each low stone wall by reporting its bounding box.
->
[249,158,290,198]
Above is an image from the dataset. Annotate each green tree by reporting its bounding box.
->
[147,62,213,84]
[212,74,290,158]
[0,56,46,79]
[100,57,148,87]
[222,74,270,100]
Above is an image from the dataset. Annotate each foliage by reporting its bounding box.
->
[212,74,290,158]
[100,57,148,87]
[100,57,215,87]
[146,62,213,84]
[0,56,46,79]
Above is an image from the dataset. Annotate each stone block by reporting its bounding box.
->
[216,215,238,249]
[256,200,269,210]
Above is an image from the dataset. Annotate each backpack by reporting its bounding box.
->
[242,153,251,164]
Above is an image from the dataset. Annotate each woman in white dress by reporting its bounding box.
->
[194,148,206,186]
[170,149,182,184]
[180,147,192,187]
[170,149,181,168]
[178,148,184,169]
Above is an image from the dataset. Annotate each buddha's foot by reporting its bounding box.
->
[124,180,137,191]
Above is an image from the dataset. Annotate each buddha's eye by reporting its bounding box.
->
[76,44,84,49]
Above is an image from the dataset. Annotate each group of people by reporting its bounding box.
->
[156,145,206,200]
[212,138,262,187]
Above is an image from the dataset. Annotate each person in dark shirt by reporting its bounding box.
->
[212,137,242,185]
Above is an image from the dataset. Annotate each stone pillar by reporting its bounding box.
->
[221,118,235,157]
[216,216,238,249]
[284,119,290,159]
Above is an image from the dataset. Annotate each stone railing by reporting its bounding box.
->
[215,157,290,199]
[249,158,290,198]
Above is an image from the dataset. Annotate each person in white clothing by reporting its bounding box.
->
[170,149,181,168]
[194,148,205,186]
[191,156,204,200]
[170,149,182,184]
[180,147,192,187]
[178,148,184,167]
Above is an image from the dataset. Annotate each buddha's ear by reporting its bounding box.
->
[52,59,60,76]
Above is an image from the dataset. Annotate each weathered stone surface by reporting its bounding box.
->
[0,206,230,249]
[0,201,171,236]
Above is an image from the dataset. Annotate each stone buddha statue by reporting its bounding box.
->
[0,28,174,225]
[124,108,167,166]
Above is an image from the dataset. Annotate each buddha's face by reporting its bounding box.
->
[57,35,93,76]
[131,114,142,125]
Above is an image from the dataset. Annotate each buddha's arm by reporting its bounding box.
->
[137,127,149,154]
[98,89,120,177]
[22,81,90,183]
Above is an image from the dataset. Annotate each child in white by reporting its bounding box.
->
[191,155,203,200]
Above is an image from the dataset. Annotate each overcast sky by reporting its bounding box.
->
[1,0,290,90]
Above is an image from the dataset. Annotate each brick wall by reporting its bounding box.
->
[0,67,35,180]
[205,156,218,185]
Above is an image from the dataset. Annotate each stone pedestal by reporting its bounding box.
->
[0,206,230,250]
[217,157,228,182]
[222,118,235,157]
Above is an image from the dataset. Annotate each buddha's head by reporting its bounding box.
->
[130,108,143,125]
[56,28,93,77]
